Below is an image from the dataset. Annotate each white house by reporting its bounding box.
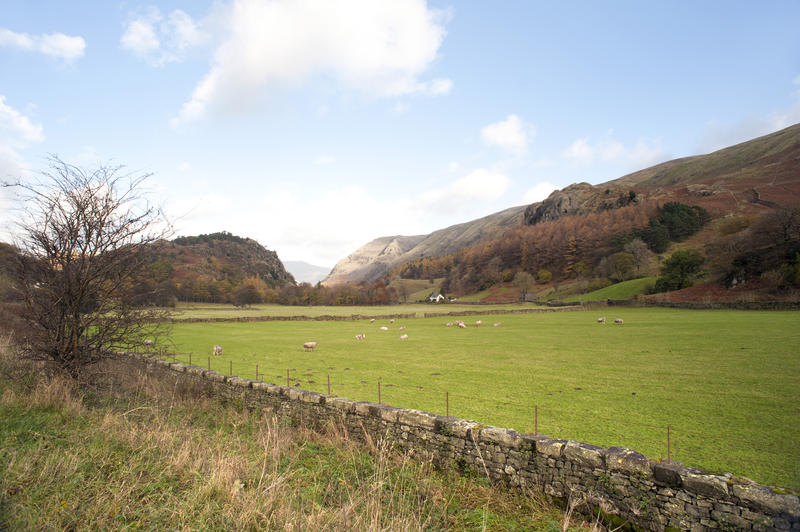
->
[429,293,446,303]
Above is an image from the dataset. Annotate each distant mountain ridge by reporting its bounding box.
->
[325,123,800,286]
[323,206,525,285]
[284,261,331,285]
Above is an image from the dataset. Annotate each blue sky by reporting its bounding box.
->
[1,1,799,267]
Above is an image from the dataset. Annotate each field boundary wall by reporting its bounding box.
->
[118,351,800,531]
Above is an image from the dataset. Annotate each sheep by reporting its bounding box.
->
[457,322,467,329]
[370,318,375,323]
[303,341,318,351]
[354,333,366,340]
[446,322,453,327]
[399,334,409,340]
[614,318,624,325]
[597,317,606,324]
[143,339,153,347]
[379,326,389,331]
[399,326,406,331]
[389,319,395,324]
[212,345,223,356]
[493,322,501,327]
[475,320,482,327]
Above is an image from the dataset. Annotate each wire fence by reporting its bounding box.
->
[146,347,793,485]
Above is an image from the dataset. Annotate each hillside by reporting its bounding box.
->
[323,206,525,285]
[328,123,800,290]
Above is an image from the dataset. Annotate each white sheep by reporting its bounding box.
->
[493,322,501,327]
[389,319,395,324]
[303,341,318,351]
[399,326,406,331]
[475,320,482,327]
[457,322,467,329]
[354,333,366,340]
[143,339,153,347]
[446,322,453,327]
[370,318,375,323]
[212,345,223,356]
[597,317,606,324]
[399,334,409,340]
[614,318,624,325]
[379,326,389,331]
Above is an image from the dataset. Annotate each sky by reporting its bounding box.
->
[1,1,799,269]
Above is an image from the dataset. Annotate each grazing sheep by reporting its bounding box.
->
[389,319,395,324]
[475,320,482,327]
[493,322,501,327]
[370,318,375,323]
[355,334,366,340]
[457,322,467,329]
[303,341,318,351]
[446,322,453,327]
[143,339,153,347]
[399,326,406,331]
[399,334,409,340]
[379,326,389,331]
[597,317,606,324]
[212,345,223,356]
[614,318,624,325]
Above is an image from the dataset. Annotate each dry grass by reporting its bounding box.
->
[0,337,585,531]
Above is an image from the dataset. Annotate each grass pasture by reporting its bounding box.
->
[166,308,800,490]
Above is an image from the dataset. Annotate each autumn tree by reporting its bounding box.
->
[5,157,171,376]
[512,271,534,301]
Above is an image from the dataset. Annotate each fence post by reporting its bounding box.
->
[287,369,290,387]
[208,356,210,370]
[189,352,192,366]
[229,360,232,376]
[667,425,671,463]
[255,364,259,380]
[327,374,331,395]
[446,391,449,417]
[535,405,538,436]
[378,380,381,403]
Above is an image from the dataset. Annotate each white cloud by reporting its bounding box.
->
[562,135,665,169]
[178,161,192,172]
[481,114,532,154]
[418,168,511,214]
[0,96,43,182]
[0,28,85,63]
[0,95,44,145]
[174,0,450,124]
[523,182,558,203]
[121,7,208,66]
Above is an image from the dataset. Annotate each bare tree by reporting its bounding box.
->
[4,157,171,376]
[513,271,534,301]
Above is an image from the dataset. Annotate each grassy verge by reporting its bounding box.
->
[0,338,580,531]
[562,277,657,302]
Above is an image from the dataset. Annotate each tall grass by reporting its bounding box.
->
[0,337,584,531]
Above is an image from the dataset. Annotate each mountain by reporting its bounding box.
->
[327,123,800,286]
[284,261,332,284]
[323,206,526,285]
[146,232,296,303]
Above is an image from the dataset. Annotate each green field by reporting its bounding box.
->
[563,277,658,303]
[165,308,800,489]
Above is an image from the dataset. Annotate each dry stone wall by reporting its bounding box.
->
[122,352,799,531]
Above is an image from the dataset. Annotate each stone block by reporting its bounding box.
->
[653,462,683,488]
[251,381,269,391]
[205,370,226,383]
[711,510,749,530]
[537,438,566,458]
[732,484,800,517]
[563,441,604,469]
[228,377,250,388]
[378,405,400,422]
[681,470,729,499]
[287,388,302,401]
[480,426,523,449]
[446,419,478,438]
[169,362,185,371]
[298,390,324,404]
[606,446,652,478]
[185,366,204,377]
[398,409,441,430]
[354,401,372,415]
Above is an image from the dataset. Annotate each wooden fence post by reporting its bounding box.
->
[446,391,449,417]
[535,405,538,436]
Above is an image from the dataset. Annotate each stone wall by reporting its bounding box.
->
[121,352,799,531]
